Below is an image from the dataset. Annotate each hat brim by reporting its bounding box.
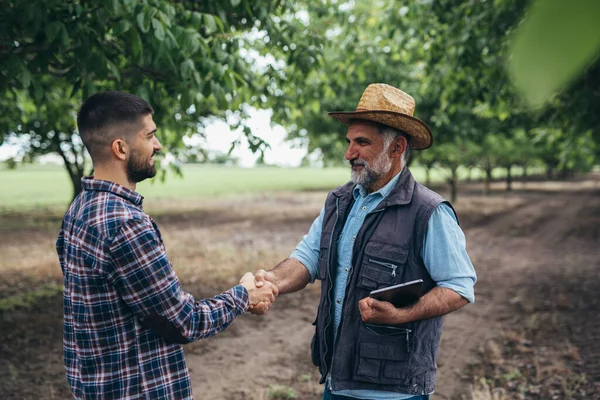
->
[328,110,433,150]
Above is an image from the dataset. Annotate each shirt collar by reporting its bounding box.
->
[353,168,403,200]
[81,177,144,206]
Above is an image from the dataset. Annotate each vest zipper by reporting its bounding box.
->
[322,197,339,379]
[329,207,385,390]
[368,258,398,277]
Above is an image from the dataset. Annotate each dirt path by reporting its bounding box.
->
[1,179,599,399]
[180,184,600,399]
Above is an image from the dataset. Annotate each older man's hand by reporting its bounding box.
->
[358,297,400,325]
[247,269,279,315]
[239,272,278,312]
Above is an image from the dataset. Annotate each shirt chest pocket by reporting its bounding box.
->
[357,242,409,290]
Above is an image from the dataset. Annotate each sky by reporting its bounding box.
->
[0,108,309,167]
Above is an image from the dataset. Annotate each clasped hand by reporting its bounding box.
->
[239,271,278,314]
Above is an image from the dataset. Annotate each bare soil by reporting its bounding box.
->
[1,176,599,399]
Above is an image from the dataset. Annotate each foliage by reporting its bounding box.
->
[0,0,322,197]
[508,0,600,107]
[1,0,598,203]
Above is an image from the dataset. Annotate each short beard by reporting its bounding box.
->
[350,150,392,190]
[126,150,157,184]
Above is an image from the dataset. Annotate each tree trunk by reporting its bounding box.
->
[522,165,528,186]
[484,165,493,196]
[425,167,431,187]
[53,132,88,201]
[71,175,83,201]
[449,166,458,202]
[506,165,512,191]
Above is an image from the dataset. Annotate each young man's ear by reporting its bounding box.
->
[111,139,129,161]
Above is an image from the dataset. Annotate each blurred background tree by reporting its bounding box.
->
[0,0,323,197]
[1,0,599,200]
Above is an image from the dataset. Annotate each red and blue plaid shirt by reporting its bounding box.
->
[56,177,249,399]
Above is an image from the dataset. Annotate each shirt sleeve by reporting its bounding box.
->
[421,203,477,303]
[108,217,249,343]
[290,207,325,282]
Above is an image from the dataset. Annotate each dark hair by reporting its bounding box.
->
[77,91,154,162]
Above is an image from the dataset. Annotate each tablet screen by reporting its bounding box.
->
[369,279,424,307]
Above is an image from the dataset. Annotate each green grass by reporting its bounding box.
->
[0,164,353,210]
[0,162,543,211]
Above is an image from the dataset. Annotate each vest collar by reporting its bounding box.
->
[332,168,415,207]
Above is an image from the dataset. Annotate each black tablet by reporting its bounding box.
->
[369,279,424,307]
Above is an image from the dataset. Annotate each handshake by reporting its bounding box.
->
[239,269,278,315]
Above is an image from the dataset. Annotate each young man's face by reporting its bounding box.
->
[126,114,162,183]
[345,121,393,189]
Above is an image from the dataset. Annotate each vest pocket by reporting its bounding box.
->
[357,242,409,290]
[310,316,320,367]
[355,336,410,383]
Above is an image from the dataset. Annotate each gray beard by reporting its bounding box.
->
[350,151,392,189]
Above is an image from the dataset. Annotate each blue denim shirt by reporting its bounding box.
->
[291,171,476,399]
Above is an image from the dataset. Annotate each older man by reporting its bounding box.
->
[254,84,476,399]
[56,91,277,399]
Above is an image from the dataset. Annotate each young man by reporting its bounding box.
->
[253,84,476,399]
[56,91,278,399]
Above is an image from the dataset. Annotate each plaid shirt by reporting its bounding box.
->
[56,177,249,399]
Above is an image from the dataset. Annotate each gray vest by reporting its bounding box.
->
[311,168,455,395]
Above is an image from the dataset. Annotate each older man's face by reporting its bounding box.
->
[345,121,393,189]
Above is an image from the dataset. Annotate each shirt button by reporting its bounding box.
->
[362,206,367,211]
[336,299,341,304]
[352,235,356,241]
[344,267,349,272]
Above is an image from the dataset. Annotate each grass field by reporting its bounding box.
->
[0,164,356,210]
[0,162,536,211]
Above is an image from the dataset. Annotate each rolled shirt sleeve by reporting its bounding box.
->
[422,203,477,303]
[290,207,325,282]
[108,218,249,343]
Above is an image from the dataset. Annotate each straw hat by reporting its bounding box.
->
[328,83,433,150]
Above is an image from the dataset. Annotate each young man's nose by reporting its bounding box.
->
[154,138,163,152]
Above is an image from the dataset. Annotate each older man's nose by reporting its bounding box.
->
[346,143,358,160]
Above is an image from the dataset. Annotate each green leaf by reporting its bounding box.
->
[191,12,203,29]
[152,18,165,41]
[130,28,143,61]
[109,0,121,14]
[223,70,235,90]
[114,20,132,35]
[122,0,136,13]
[20,69,32,89]
[180,59,195,80]
[107,60,121,81]
[230,0,242,7]
[181,90,194,107]
[137,12,149,33]
[45,21,64,43]
[203,14,217,33]
[60,24,70,47]
[508,0,600,107]
[70,78,82,98]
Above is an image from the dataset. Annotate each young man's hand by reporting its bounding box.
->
[239,272,278,312]
[247,269,279,315]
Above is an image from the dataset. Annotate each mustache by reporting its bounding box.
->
[350,159,367,167]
